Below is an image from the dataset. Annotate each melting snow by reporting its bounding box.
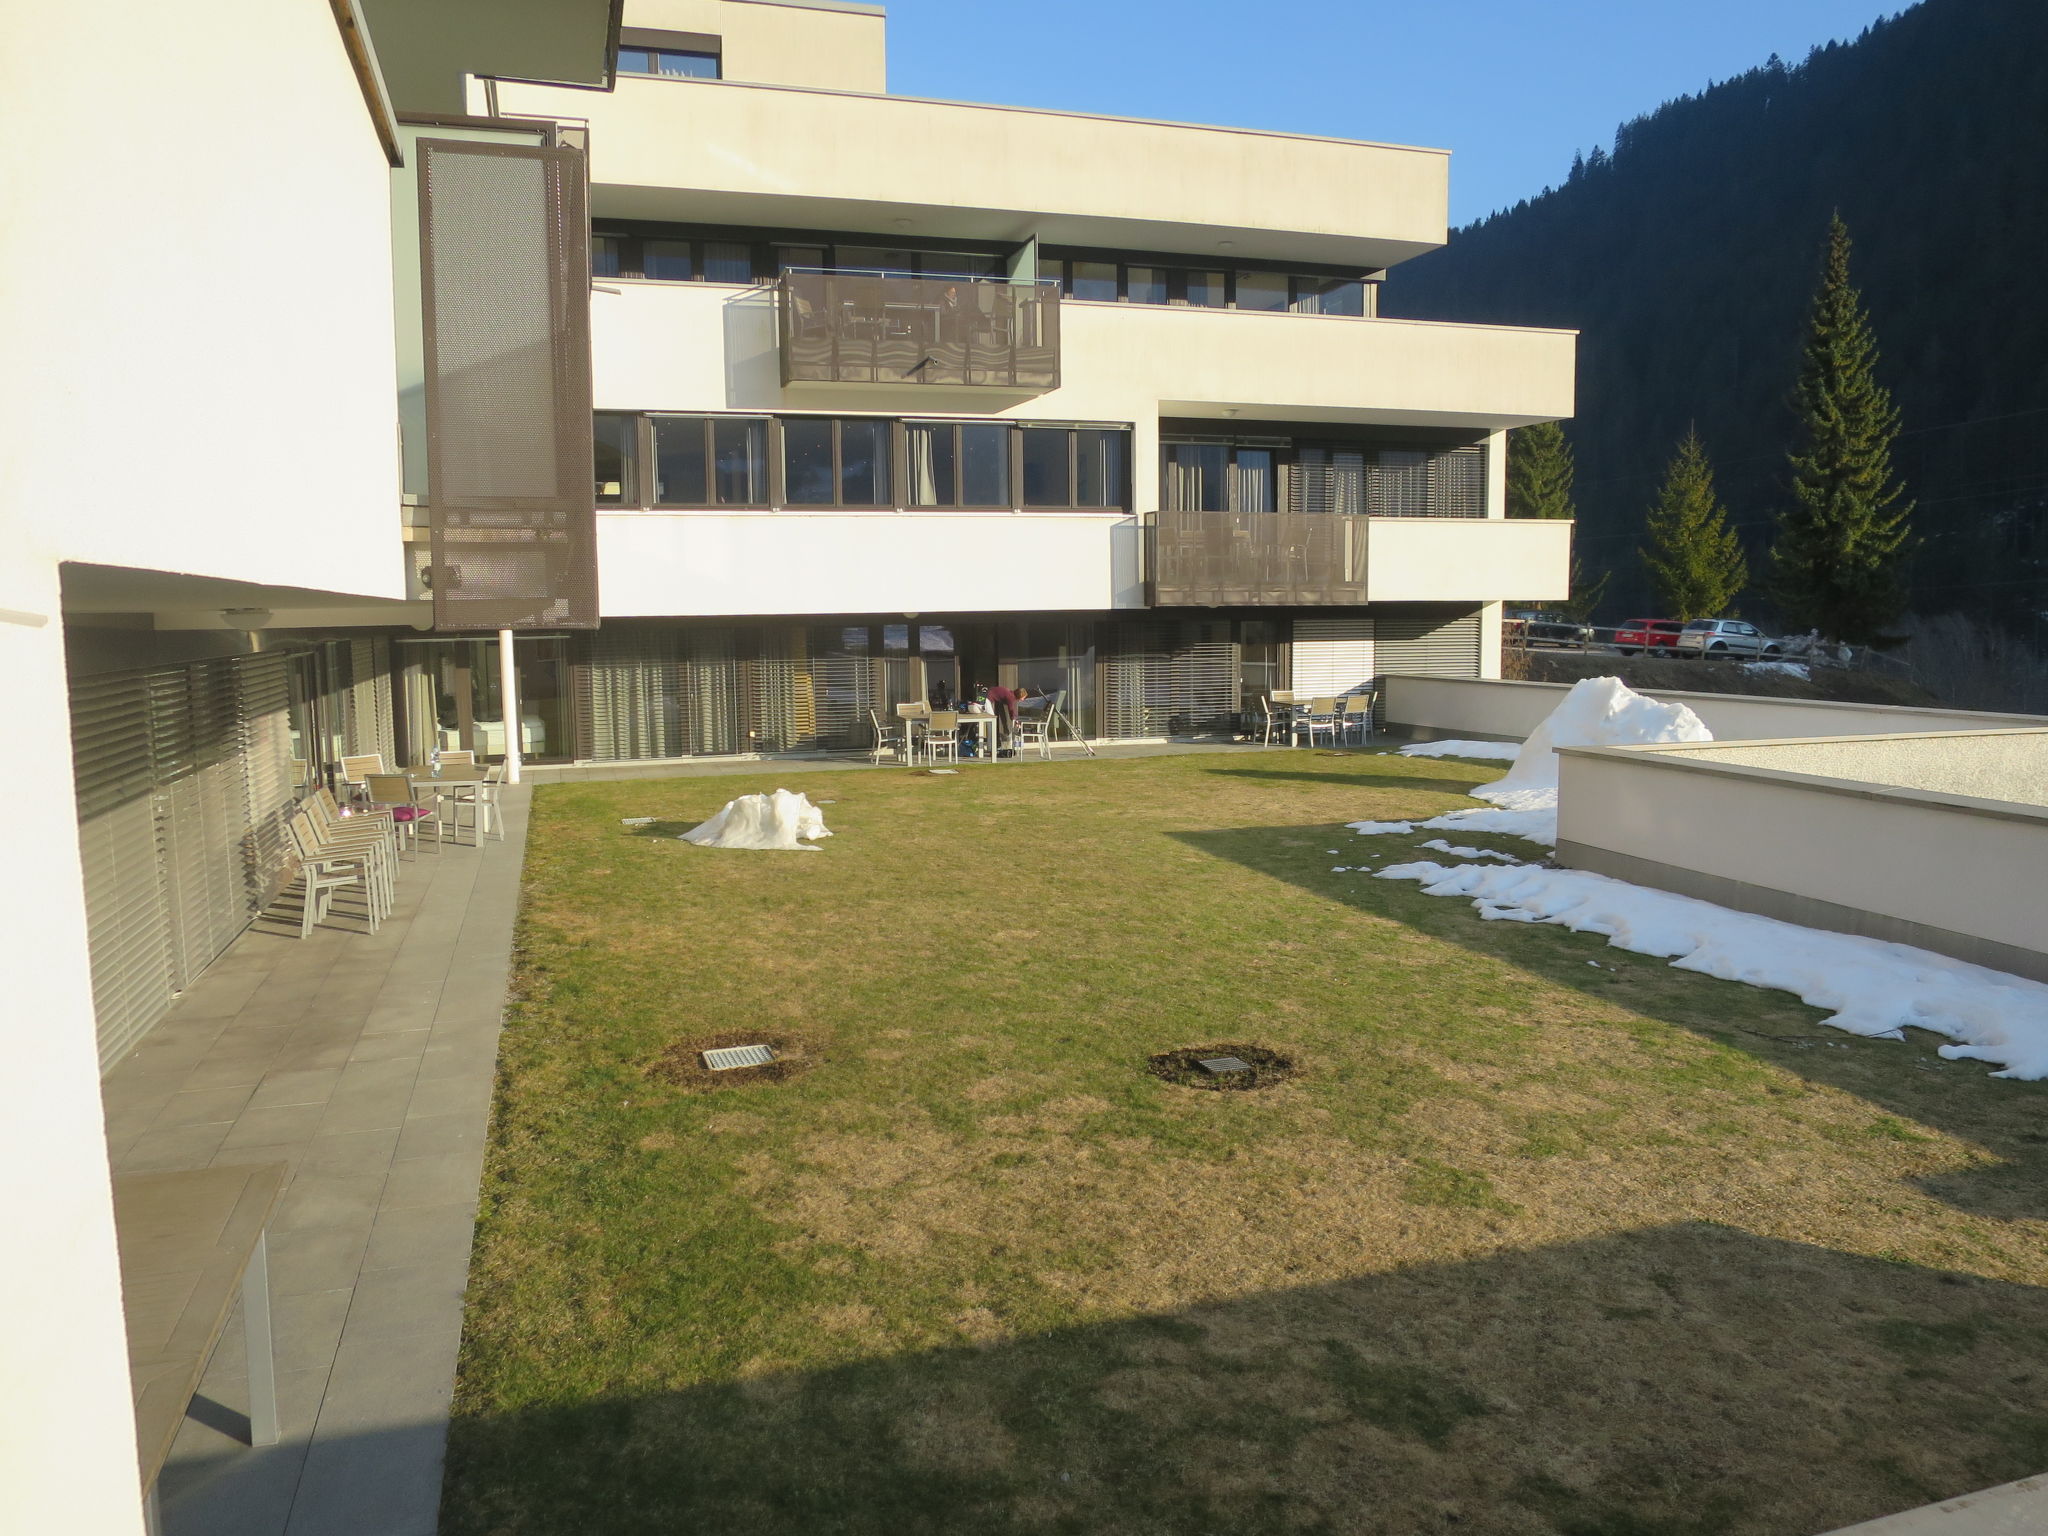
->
[680,789,832,852]
[1398,739,1522,761]
[1419,839,1522,862]
[1376,859,2048,1080]
[1745,660,1813,680]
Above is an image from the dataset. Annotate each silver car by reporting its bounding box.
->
[1674,618,1781,659]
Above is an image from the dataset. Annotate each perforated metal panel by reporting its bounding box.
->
[419,139,597,630]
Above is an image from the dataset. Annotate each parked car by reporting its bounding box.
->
[1614,618,1685,655]
[1504,608,1595,648]
[1673,618,1782,659]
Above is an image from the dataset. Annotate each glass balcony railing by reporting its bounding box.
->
[1146,510,1371,606]
[777,269,1060,390]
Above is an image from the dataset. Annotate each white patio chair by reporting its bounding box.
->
[1339,693,1376,745]
[923,710,961,766]
[868,708,906,765]
[1293,697,1340,748]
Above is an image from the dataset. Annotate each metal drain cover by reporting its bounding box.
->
[703,1044,776,1071]
[1198,1056,1251,1075]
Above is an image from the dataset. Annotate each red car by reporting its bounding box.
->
[1614,618,1684,655]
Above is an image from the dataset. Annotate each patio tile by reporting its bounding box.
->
[347,1030,431,1064]
[272,1173,388,1236]
[282,1424,445,1536]
[317,1081,416,1138]
[221,1104,329,1150]
[339,1260,470,1344]
[123,1122,234,1172]
[402,1074,493,1122]
[309,1326,461,1437]
[362,1202,478,1273]
[267,1225,373,1298]
[181,1053,285,1092]
[392,1113,484,1163]
[246,1070,345,1111]
[291,1128,402,1179]
[378,1151,483,1213]
[414,1041,499,1083]
[153,1086,258,1131]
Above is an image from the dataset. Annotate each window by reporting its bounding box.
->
[1182,270,1227,307]
[783,418,892,507]
[907,422,1010,507]
[592,236,622,279]
[1234,272,1290,311]
[1293,276,1365,316]
[651,415,767,506]
[618,47,720,78]
[1126,266,1166,304]
[1023,426,1132,509]
[701,241,752,284]
[594,414,636,505]
[643,239,693,281]
[1163,441,1285,513]
[1069,261,1118,303]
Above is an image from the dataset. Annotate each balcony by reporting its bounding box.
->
[1145,512,1572,606]
[777,270,1060,391]
[1148,511,1369,605]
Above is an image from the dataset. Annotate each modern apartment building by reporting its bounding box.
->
[1,1,1570,1529]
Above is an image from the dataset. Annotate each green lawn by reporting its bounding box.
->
[444,750,2048,1536]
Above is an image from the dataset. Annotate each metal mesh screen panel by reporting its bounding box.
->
[1102,622,1239,739]
[420,139,597,630]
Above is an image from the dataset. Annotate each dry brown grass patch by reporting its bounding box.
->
[644,1027,819,1092]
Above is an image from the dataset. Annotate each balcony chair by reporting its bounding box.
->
[1339,693,1376,745]
[868,708,907,765]
[302,790,398,918]
[1257,696,1296,747]
[1010,707,1052,760]
[285,814,382,936]
[923,711,961,766]
[894,701,931,763]
[1293,698,1341,748]
[363,774,447,855]
[337,753,387,804]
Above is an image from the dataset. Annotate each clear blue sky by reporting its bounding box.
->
[882,0,1905,226]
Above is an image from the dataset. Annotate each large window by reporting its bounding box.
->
[603,416,1132,512]
[618,47,720,78]
[783,418,891,507]
[651,415,769,506]
[591,227,1012,285]
[907,422,1010,507]
[1163,437,1487,518]
[1039,256,1371,317]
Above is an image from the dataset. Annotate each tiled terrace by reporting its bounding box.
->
[99,787,531,1536]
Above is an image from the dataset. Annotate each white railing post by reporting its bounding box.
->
[498,628,521,785]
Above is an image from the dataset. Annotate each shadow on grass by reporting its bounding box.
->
[1173,822,2048,1223]
[434,1224,2048,1536]
[1204,766,1486,795]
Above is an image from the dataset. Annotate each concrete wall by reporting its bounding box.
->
[1383,675,2048,744]
[1364,519,1570,603]
[1554,742,2048,982]
[492,75,1451,268]
[0,2,409,1529]
[598,511,1142,616]
[624,0,887,92]
[1656,731,2048,809]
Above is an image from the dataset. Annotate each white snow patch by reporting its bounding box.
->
[1745,660,1812,680]
[1420,839,1522,862]
[1347,819,1416,836]
[1376,860,2048,1079]
[1398,739,1521,761]
[680,789,832,852]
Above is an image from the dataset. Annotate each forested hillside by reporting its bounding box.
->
[1385,0,2048,637]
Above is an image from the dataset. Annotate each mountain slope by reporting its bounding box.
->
[1385,0,2048,630]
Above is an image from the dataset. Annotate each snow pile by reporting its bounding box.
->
[1398,740,1521,762]
[1351,679,1712,847]
[1375,860,2048,1080]
[1479,676,1711,803]
[1745,660,1812,681]
[680,789,832,852]
[1419,839,1522,862]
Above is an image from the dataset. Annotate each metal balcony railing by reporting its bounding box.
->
[776,269,1060,390]
[1145,510,1371,606]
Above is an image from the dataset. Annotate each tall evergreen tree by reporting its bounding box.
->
[1641,429,1748,619]
[1771,214,1914,643]
[1506,420,1574,520]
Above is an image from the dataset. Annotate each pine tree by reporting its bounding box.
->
[1770,214,1913,644]
[1561,557,1610,623]
[1506,420,1574,520]
[1641,429,1748,619]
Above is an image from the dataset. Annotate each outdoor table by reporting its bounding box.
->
[115,1163,286,1523]
[954,713,1001,759]
[403,770,491,844]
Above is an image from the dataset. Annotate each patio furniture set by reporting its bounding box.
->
[869,696,1070,766]
[276,752,505,938]
[1253,690,1377,748]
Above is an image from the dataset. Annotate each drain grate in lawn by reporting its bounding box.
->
[1147,1043,1295,1091]
[647,1029,816,1091]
